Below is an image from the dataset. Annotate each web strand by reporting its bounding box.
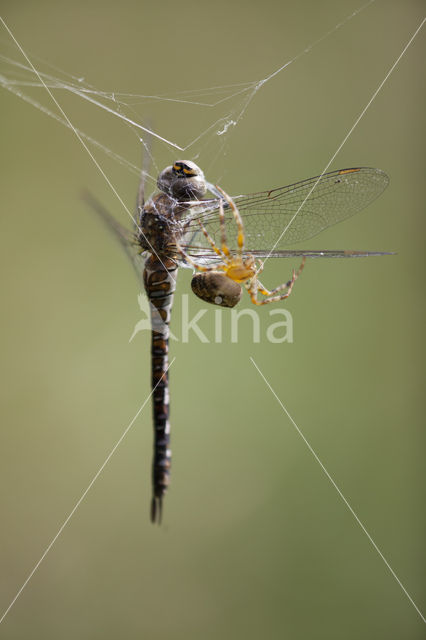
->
[261,15,426,265]
[0,17,176,273]
[0,359,176,625]
[251,358,426,624]
[1,1,379,172]
[1,3,420,626]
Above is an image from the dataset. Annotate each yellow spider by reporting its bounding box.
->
[178,186,305,308]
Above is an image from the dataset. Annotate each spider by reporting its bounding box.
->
[177,186,305,308]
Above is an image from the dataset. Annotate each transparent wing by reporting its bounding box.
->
[181,167,389,254]
[82,190,147,277]
[183,249,393,263]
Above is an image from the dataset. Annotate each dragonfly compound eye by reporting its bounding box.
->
[158,161,207,200]
[191,271,242,308]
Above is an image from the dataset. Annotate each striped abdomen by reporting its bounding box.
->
[143,254,178,524]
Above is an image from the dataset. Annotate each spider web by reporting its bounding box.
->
[0,1,375,200]
[1,4,425,628]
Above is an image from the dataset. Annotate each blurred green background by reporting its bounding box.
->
[1,0,425,638]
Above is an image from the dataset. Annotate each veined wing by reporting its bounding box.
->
[82,190,147,277]
[82,191,227,272]
[184,249,393,262]
[181,167,389,254]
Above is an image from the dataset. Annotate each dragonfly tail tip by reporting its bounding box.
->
[150,496,163,525]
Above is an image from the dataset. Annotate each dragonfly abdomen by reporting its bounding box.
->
[143,254,178,524]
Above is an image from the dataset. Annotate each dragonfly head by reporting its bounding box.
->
[157,160,207,200]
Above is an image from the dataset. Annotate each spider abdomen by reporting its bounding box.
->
[191,271,242,308]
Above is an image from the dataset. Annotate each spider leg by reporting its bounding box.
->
[261,256,306,294]
[197,218,225,258]
[254,259,264,277]
[217,196,230,257]
[215,185,245,257]
[175,240,226,274]
[262,257,305,295]
[247,257,306,305]
[247,274,296,305]
[294,256,306,278]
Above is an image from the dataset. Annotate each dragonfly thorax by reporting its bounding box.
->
[137,192,186,255]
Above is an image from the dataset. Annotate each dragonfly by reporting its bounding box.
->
[83,160,390,523]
